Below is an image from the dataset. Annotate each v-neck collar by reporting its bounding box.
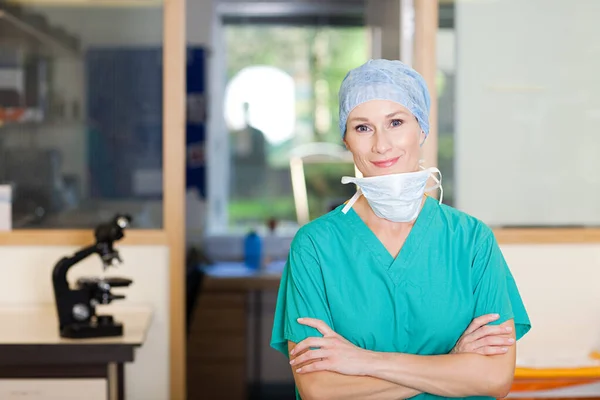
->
[342,196,438,285]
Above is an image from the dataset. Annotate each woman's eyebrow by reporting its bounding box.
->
[349,111,408,122]
[349,116,369,122]
[386,111,409,118]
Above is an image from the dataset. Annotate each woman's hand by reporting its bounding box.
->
[451,313,515,355]
[290,317,374,376]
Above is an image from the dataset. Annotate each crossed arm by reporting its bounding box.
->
[288,316,517,400]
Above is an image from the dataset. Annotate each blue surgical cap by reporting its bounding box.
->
[338,59,431,138]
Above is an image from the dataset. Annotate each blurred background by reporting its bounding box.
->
[1,0,600,399]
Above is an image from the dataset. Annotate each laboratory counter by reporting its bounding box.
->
[0,305,152,400]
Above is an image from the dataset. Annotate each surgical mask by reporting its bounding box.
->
[340,167,443,222]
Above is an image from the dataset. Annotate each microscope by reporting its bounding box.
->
[52,214,133,339]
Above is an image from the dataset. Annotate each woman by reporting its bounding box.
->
[271,59,531,400]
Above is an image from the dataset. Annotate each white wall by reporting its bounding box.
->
[503,243,600,396]
[0,245,169,400]
[503,244,600,366]
[455,0,600,227]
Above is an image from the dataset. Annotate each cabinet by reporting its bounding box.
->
[187,291,248,399]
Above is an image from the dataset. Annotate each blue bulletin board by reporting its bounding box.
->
[185,47,207,198]
[86,46,207,200]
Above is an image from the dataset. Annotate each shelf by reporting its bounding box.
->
[0,6,80,57]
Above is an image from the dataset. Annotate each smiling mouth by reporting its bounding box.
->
[371,157,400,168]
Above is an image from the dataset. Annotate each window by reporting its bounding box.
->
[0,2,164,229]
[210,16,369,235]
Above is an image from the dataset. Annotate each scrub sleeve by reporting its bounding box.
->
[471,230,531,340]
[271,242,334,357]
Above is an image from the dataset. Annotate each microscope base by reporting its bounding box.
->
[60,316,123,339]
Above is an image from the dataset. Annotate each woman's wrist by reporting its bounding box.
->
[360,349,393,377]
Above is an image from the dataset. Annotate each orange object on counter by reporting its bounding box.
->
[512,357,600,393]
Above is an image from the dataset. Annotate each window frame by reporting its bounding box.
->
[0,2,183,247]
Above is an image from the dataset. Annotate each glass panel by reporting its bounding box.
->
[442,0,600,227]
[0,1,164,229]
[437,23,456,207]
[223,24,368,233]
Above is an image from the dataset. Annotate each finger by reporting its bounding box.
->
[297,318,335,336]
[464,314,500,335]
[469,324,513,342]
[453,342,476,354]
[296,360,329,374]
[476,346,510,356]
[474,336,515,349]
[291,337,327,355]
[290,349,328,367]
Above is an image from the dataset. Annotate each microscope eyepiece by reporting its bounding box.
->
[116,215,130,229]
[93,214,132,269]
[94,214,132,243]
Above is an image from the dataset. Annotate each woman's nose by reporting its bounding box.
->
[373,131,392,154]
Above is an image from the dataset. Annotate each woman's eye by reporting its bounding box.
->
[355,124,370,133]
[391,119,404,127]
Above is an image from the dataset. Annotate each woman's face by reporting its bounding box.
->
[344,99,425,178]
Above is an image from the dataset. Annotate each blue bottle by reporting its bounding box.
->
[244,230,262,270]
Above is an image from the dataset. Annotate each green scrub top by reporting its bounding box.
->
[270,196,531,400]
